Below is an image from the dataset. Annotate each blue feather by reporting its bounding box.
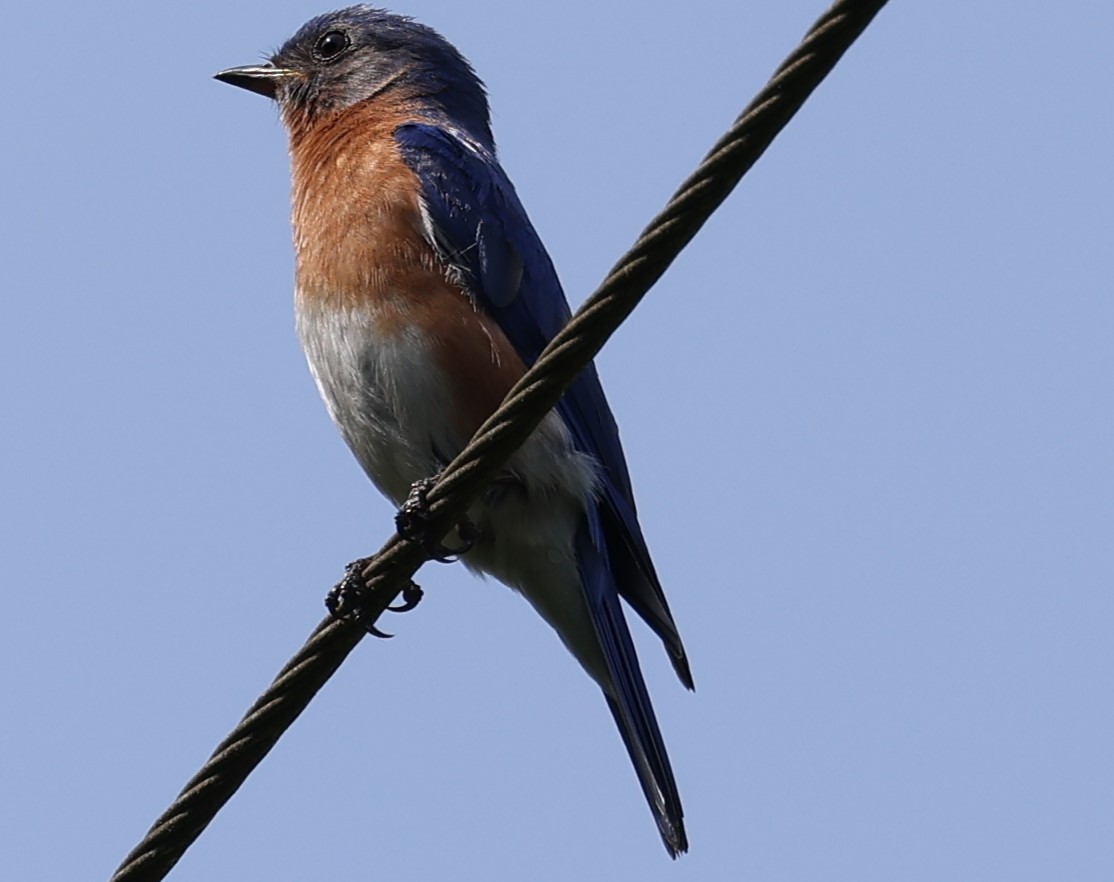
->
[577,513,687,856]
[396,123,692,854]
[396,123,692,685]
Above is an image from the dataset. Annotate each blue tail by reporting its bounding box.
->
[576,513,688,857]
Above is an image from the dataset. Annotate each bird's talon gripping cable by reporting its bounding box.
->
[395,476,437,540]
[326,557,421,638]
[395,475,477,562]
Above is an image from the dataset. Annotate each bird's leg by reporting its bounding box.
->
[395,475,478,563]
[325,557,423,638]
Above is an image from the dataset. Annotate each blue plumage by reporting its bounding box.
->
[396,123,691,682]
[397,121,692,853]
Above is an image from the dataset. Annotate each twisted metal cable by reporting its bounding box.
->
[108,1,888,878]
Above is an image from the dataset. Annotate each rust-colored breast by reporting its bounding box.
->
[289,96,432,313]
[288,96,527,439]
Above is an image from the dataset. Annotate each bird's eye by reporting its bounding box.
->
[314,30,350,61]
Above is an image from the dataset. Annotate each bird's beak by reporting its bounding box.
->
[213,64,298,100]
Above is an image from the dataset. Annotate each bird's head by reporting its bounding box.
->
[215,6,492,146]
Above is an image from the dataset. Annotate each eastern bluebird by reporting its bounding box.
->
[216,6,692,855]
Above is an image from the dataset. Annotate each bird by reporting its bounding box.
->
[215,6,692,856]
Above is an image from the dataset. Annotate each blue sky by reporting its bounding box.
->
[3,1,1112,879]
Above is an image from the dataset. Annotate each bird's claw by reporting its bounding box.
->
[326,558,422,638]
[387,580,424,613]
[395,475,478,562]
[427,517,477,562]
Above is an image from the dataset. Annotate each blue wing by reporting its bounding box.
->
[396,123,691,681]
[396,123,692,853]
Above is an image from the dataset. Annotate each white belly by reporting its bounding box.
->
[296,296,611,685]
[297,298,454,503]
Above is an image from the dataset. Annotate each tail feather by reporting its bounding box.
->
[577,517,687,857]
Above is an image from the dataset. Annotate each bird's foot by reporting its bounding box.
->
[395,475,478,563]
[326,557,423,639]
